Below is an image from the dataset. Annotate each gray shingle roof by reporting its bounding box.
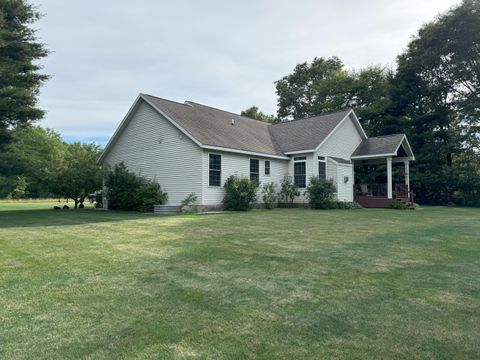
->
[269,110,352,153]
[352,134,405,158]
[143,94,284,156]
[144,94,352,156]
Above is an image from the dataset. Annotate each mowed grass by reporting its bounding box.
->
[0,202,479,359]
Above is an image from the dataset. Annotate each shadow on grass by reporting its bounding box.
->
[0,208,148,228]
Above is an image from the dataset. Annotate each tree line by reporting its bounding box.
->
[242,0,480,206]
[1,0,479,206]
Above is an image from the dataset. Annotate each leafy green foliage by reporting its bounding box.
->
[53,142,103,208]
[105,163,167,212]
[305,176,337,209]
[240,106,277,123]
[261,182,277,209]
[7,175,28,199]
[0,126,67,198]
[222,175,259,211]
[335,201,363,210]
[275,57,391,134]
[180,193,198,213]
[388,0,480,205]
[388,199,408,210]
[0,0,49,144]
[278,176,300,206]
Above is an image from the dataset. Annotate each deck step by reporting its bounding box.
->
[154,205,180,214]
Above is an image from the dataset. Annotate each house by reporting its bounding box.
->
[99,94,415,210]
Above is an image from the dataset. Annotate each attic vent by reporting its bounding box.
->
[231,119,235,126]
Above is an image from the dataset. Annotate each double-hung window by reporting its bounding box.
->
[250,159,259,182]
[265,160,270,176]
[209,154,221,186]
[318,156,326,180]
[293,156,306,188]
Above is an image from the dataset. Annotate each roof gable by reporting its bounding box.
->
[351,134,415,160]
[268,110,355,154]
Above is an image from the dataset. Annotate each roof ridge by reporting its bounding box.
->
[272,108,352,126]
[185,101,271,126]
[142,93,191,107]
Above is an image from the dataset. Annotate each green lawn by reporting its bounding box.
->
[1,202,479,359]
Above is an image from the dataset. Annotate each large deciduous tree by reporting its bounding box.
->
[0,126,66,197]
[240,106,277,123]
[391,0,480,204]
[0,0,48,147]
[274,57,391,134]
[53,143,103,208]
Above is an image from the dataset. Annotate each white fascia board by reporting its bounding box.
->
[399,135,416,161]
[203,145,289,160]
[98,94,143,163]
[350,153,397,160]
[349,110,368,139]
[284,149,316,155]
[328,157,352,167]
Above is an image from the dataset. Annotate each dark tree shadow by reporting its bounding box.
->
[0,208,150,228]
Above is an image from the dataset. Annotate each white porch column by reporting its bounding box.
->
[404,160,410,192]
[387,157,393,199]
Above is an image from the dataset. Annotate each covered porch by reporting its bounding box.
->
[351,134,415,208]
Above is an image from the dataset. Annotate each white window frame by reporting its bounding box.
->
[264,160,271,176]
[318,156,327,180]
[249,158,260,182]
[293,156,307,189]
[208,153,222,187]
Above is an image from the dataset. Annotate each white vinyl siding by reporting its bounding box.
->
[336,163,354,201]
[102,100,203,205]
[326,159,354,202]
[202,150,288,205]
[313,113,362,202]
[317,114,363,159]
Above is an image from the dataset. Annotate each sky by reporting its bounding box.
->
[32,0,460,146]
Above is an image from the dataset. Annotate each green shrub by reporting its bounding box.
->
[336,201,362,209]
[137,180,168,212]
[278,176,300,207]
[261,182,277,209]
[388,199,408,209]
[305,176,337,209]
[180,193,198,213]
[105,163,168,212]
[223,175,259,211]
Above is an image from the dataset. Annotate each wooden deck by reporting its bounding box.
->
[354,184,413,208]
[354,196,410,208]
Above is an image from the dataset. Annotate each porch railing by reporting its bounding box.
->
[354,184,388,197]
[354,184,410,198]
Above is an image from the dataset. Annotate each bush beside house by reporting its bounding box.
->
[305,176,337,209]
[261,182,277,210]
[105,163,167,212]
[223,175,259,211]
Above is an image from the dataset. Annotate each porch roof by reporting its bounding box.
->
[351,134,414,160]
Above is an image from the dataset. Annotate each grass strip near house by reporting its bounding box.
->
[0,203,479,359]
